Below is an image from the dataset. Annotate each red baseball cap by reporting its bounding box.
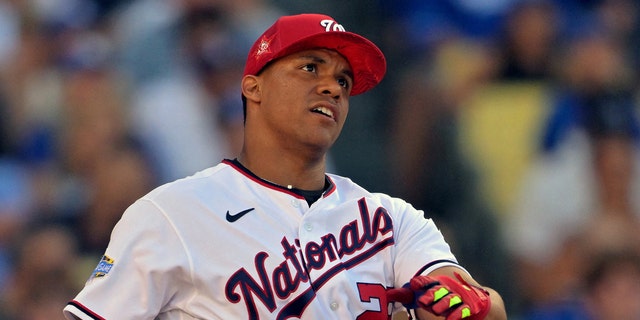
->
[243,13,386,96]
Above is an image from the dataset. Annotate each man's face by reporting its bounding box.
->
[252,48,353,154]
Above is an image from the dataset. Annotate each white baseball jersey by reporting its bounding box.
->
[63,159,461,320]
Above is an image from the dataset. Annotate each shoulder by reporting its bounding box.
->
[326,173,417,214]
[144,162,235,200]
[327,173,387,198]
[113,162,241,233]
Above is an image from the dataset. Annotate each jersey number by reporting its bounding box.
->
[356,283,393,320]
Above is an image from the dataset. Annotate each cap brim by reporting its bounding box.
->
[271,32,386,96]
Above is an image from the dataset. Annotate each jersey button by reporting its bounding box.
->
[304,223,313,232]
[291,199,300,207]
[330,302,339,310]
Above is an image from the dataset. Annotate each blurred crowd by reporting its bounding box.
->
[0,0,640,319]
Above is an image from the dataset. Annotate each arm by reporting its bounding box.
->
[384,196,505,319]
[63,200,189,319]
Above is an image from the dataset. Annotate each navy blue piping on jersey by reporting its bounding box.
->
[413,259,460,277]
[67,300,105,320]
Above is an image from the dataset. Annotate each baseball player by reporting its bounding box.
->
[63,14,506,320]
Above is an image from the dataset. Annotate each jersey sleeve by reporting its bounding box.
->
[383,195,461,287]
[63,198,193,319]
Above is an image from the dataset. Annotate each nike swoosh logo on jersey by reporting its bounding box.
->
[226,208,255,222]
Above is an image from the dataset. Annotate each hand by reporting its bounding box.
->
[387,272,491,320]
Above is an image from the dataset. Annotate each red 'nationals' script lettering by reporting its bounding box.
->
[224,197,395,319]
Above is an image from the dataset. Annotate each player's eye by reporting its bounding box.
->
[301,64,317,73]
[337,77,350,89]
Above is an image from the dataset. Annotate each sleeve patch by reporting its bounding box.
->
[90,255,115,279]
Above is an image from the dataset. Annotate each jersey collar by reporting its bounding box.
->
[222,158,336,201]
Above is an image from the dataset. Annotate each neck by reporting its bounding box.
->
[238,149,327,191]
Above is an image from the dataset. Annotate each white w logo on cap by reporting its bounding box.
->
[320,19,346,32]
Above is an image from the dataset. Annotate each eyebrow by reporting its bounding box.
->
[298,54,354,80]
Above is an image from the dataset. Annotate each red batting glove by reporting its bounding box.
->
[387,272,491,320]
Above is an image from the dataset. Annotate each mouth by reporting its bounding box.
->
[311,105,335,120]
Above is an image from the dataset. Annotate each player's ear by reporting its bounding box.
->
[241,75,261,103]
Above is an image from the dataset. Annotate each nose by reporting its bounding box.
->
[317,76,343,100]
